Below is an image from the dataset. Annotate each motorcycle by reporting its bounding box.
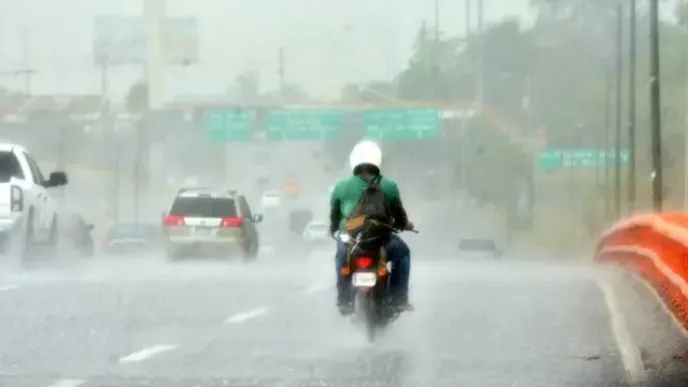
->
[337,219,417,342]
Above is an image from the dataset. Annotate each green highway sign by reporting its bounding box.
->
[363,108,440,140]
[537,148,630,170]
[205,109,254,141]
[266,109,342,140]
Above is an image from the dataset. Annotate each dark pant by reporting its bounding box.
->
[335,234,411,303]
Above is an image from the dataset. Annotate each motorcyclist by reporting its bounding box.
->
[329,140,414,315]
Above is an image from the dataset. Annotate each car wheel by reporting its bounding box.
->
[166,246,180,262]
[44,216,58,260]
[241,241,258,262]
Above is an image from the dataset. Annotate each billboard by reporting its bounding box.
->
[93,15,199,66]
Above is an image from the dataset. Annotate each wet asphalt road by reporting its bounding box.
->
[0,252,637,387]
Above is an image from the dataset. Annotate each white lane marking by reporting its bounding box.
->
[303,283,330,294]
[45,379,86,387]
[118,344,178,364]
[225,307,269,324]
[597,277,647,384]
[0,284,19,292]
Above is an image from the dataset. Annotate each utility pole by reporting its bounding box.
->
[278,47,285,100]
[604,67,612,220]
[100,60,109,103]
[466,0,472,40]
[627,0,637,213]
[432,0,440,99]
[682,0,688,209]
[460,0,473,190]
[649,0,663,210]
[476,0,485,112]
[614,3,624,219]
[144,0,166,110]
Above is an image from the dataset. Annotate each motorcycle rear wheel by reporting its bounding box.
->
[355,291,380,342]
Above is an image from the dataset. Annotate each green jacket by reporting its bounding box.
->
[329,174,407,233]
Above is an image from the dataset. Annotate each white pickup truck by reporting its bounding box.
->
[0,143,68,260]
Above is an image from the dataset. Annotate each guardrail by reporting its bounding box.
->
[596,212,688,333]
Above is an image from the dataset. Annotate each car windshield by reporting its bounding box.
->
[458,239,497,251]
[170,197,238,218]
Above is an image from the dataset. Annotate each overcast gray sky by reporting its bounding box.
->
[1,0,536,101]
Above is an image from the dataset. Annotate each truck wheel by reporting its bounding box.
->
[17,209,35,265]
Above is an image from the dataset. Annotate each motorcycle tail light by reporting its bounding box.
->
[10,185,22,212]
[355,256,373,269]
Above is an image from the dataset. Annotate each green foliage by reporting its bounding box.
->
[463,116,531,206]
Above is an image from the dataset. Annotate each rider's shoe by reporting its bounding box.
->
[337,301,354,316]
[392,295,414,312]
[337,291,354,316]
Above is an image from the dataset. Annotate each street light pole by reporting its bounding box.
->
[614,3,624,219]
[649,0,664,210]
[627,0,637,212]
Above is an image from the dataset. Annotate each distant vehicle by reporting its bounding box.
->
[162,188,263,261]
[302,221,330,244]
[457,238,502,259]
[260,189,282,209]
[102,223,160,255]
[0,143,67,259]
[288,209,313,237]
[60,213,94,257]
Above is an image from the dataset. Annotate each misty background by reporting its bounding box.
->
[0,0,533,98]
[0,0,686,255]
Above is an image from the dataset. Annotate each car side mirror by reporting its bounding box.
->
[252,213,263,223]
[44,171,68,188]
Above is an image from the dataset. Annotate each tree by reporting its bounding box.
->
[228,70,260,103]
[389,19,536,207]
[396,23,460,100]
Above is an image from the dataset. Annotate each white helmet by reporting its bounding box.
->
[348,140,382,172]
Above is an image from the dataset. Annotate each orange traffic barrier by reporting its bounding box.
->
[595,213,688,331]
[596,212,688,332]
